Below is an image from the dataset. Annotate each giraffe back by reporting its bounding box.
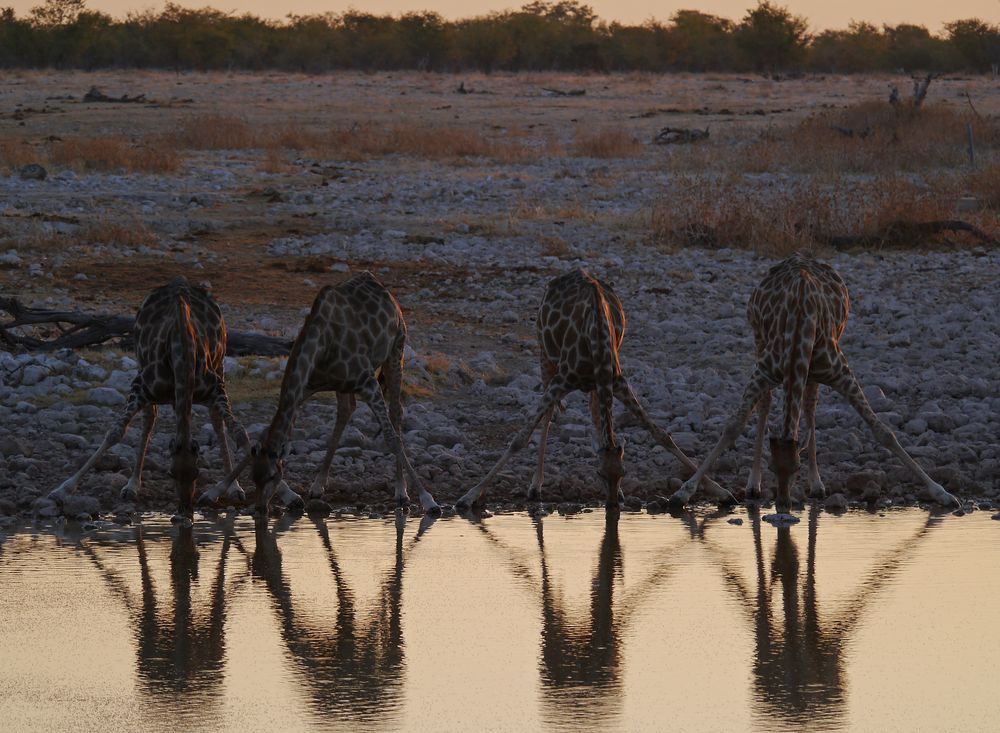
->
[747,253,849,384]
[133,277,227,404]
[292,271,405,392]
[536,269,625,391]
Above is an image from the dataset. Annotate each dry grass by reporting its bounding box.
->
[539,234,572,258]
[420,352,451,375]
[573,127,644,158]
[743,101,1000,174]
[648,174,984,254]
[0,140,40,171]
[170,114,256,150]
[963,162,1000,210]
[49,136,179,173]
[79,219,159,248]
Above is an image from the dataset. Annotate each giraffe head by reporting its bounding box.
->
[169,438,200,512]
[769,437,800,508]
[597,444,625,506]
[250,441,290,510]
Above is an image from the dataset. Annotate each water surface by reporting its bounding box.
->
[1,508,997,732]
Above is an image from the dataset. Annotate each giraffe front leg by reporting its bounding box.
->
[828,362,958,508]
[528,407,555,501]
[670,370,769,506]
[457,376,569,510]
[612,377,736,505]
[121,405,158,502]
[746,390,772,500]
[50,386,143,503]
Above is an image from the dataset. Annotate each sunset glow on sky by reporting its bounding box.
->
[5,0,999,31]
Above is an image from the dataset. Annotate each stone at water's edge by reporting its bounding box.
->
[824,493,849,511]
[992,513,1000,521]
[763,513,800,526]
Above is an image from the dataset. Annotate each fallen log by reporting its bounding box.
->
[0,297,292,356]
[542,87,586,97]
[821,220,1000,250]
[652,126,709,145]
[82,86,147,104]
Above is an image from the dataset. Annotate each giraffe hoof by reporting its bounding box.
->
[120,487,138,502]
[527,487,541,501]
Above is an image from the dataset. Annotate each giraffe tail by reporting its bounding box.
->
[779,276,818,441]
[172,288,198,443]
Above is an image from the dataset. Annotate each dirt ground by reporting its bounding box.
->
[1,70,998,517]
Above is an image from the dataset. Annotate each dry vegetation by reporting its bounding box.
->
[648,173,993,254]
[48,137,180,174]
[572,127,644,158]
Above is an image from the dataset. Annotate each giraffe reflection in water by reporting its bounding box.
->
[83,517,241,706]
[467,511,691,729]
[248,510,435,723]
[700,506,944,728]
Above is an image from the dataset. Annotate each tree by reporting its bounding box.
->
[734,1,809,71]
[945,18,1000,70]
[29,0,84,26]
[668,10,735,70]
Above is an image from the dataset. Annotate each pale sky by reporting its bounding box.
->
[6,0,1000,32]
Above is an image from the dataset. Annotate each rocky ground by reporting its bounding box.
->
[1,71,998,521]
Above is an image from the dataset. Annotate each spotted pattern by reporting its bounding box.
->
[457,269,734,510]
[670,252,958,510]
[50,276,248,515]
[250,271,438,514]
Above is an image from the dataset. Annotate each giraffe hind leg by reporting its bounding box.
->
[120,405,158,502]
[803,382,825,499]
[209,404,245,503]
[745,389,771,500]
[357,375,440,515]
[670,369,771,506]
[308,392,356,499]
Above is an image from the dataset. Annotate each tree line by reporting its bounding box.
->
[2,0,999,73]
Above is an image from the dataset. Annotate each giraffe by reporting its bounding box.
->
[48,277,248,517]
[205,271,439,515]
[455,268,736,510]
[669,252,959,511]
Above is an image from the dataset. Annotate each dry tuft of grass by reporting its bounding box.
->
[313,125,538,163]
[572,127,644,159]
[49,137,179,173]
[79,219,159,248]
[649,174,982,254]
[963,162,1000,210]
[170,114,256,150]
[0,139,40,171]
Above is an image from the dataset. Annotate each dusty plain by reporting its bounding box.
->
[1,70,998,518]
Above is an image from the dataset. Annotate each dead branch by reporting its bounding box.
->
[822,220,999,250]
[652,127,709,145]
[912,73,935,108]
[82,86,147,104]
[541,87,586,97]
[0,298,292,356]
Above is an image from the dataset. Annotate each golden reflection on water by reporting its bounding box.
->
[1,508,998,732]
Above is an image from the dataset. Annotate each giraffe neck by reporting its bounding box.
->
[263,334,314,450]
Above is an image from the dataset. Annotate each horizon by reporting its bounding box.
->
[4,0,999,33]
